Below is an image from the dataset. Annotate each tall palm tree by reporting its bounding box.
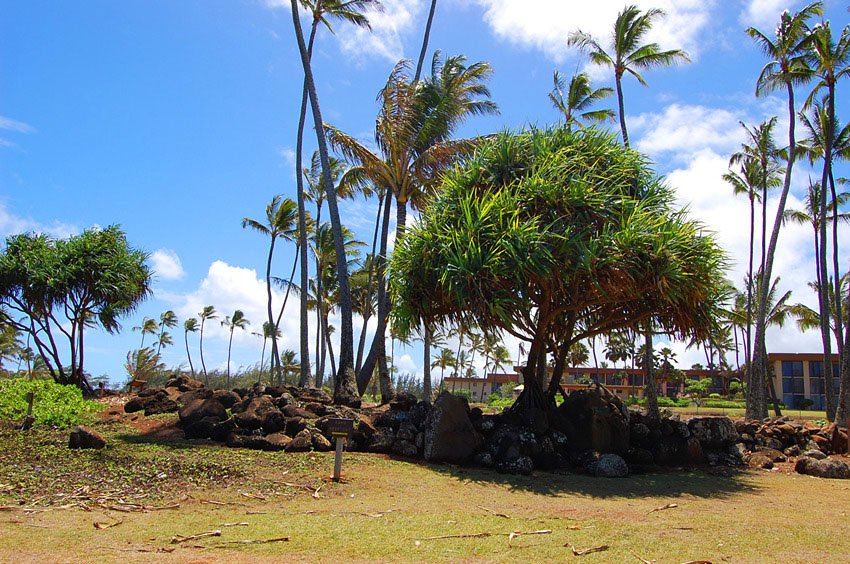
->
[431,347,455,393]
[242,195,298,382]
[198,305,217,386]
[133,317,158,349]
[221,310,249,388]
[805,22,850,421]
[183,318,199,378]
[291,0,379,406]
[327,52,497,395]
[745,2,822,420]
[567,5,689,147]
[414,0,438,81]
[280,349,301,386]
[155,310,178,360]
[548,70,615,130]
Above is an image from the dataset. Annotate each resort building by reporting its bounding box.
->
[441,353,839,410]
[768,353,840,411]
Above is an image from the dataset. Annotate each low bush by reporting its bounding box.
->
[0,378,101,428]
[702,399,746,409]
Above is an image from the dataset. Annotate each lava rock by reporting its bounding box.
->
[422,391,483,463]
[795,456,850,479]
[68,426,106,449]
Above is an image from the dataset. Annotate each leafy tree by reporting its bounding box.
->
[0,226,152,393]
[548,70,614,130]
[745,1,822,420]
[183,318,199,378]
[685,377,714,407]
[567,5,689,147]
[0,321,23,373]
[390,126,727,414]
[198,305,217,386]
[221,310,249,387]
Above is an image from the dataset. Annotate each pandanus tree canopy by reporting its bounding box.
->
[390,126,727,386]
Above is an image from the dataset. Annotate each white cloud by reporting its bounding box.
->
[0,202,78,239]
[265,0,422,63]
[739,0,795,28]
[631,104,746,162]
[475,0,713,64]
[150,248,186,281]
[0,116,34,134]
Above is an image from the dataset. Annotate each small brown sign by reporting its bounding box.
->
[326,417,354,438]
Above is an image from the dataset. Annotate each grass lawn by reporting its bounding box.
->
[669,407,828,420]
[1,416,849,563]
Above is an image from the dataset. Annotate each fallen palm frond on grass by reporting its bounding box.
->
[565,542,609,556]
[170,529,222,544]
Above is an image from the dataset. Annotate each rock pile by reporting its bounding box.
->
[122,377,850,479]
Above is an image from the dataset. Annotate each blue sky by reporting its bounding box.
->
[2,0,850,384]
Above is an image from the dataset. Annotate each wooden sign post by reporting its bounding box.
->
[326,418,354,482]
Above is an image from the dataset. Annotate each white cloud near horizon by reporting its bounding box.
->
[0,202,78,239]
[475,0,714,64]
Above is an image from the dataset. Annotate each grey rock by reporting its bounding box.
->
[423,391,483,463]
[590,453,629,478]
[688,417,739,449]
[795,456,850,479]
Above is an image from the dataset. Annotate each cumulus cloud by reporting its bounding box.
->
[0,202,78,239]
[150,249,186,281]
[475,0,713,64]
[739,0,794,28]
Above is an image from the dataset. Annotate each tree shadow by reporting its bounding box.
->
[423,462,759,500]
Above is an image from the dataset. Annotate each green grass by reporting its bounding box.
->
[669,406,828,419]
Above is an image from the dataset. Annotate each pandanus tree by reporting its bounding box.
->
[745,2,822,420]
[548,70,615,131]
[326,52,497,398]
[390,127,727,416]
[242,195,298,383]
[0,226,152,394]
[290,0,380,406]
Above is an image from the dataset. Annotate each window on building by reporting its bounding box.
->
[808,361,839,410]
[782,361,805,409]
[627,374,644,387]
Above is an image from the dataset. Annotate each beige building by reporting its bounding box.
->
[768,353,839,411]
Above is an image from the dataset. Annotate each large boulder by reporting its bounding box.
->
[795,456,850,479]
[177,388,212,407]
[165,374,205,392]
[422,391,483,463]
[688,417,739,449]
[589,453,629,477]
[212,389,241,409]
[68,426,106,449]
[556,384,629,455]
[233,396,286,433]
[179,398,228,428]
[124,389,178,416]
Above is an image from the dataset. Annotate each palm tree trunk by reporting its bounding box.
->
[356,190,386,373]
[615,74,629,148]
[324,314,337,383]
[289,0,358,407]
[199,321,208,386]
[265,236,279,381]
[822,84,839,422]
[414,0,437,82]
[356,190,394,393]
[746,197,755,369]
[748,80,799,422]
[259,337,267,385]
[226,329,234,388]
[184,330,195,378]
[316,304,325,388]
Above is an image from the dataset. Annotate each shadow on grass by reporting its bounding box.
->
[423,461,758,500]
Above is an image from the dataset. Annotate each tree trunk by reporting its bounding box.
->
[615,73,629,148]
[199,322,209,387]
[185,331,195,378]
[356,190,386,373]
[644,327,659,419]
[265,237,279,381]
[747,78,799,421]
[413,0,437,82]
[289,0,358,407]
[423,323,432,401]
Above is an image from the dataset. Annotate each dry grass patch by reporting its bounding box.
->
[1,420,849,563]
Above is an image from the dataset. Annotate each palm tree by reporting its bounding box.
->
[327,52,497,395]
[566,342,589,369]
[548,70,615,130]
[155,310,178,360]
[290,0,379,406]
[745,2,822,420]
[133,317,158,349]
[280,349,301,386]
[431,347,456,393]
[183,318,199,378]
[805,23,850,421]
[414,0,438,81]
[221,310,249,388]
[198,305,217,386]
[567,5,689,147]
[242,195,298,382]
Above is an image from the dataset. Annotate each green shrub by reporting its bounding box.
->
[708,393,722,399]
[703,399,746,409]
[0,378,101,428]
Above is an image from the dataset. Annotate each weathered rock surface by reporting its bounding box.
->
[423,391,483,463]
[589,453,629,478]
[795,456,850,479]
[69,426,106,449]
